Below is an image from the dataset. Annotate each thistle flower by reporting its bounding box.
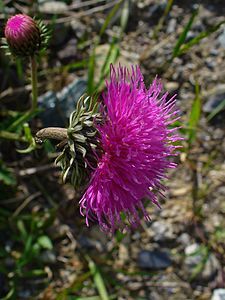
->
[80,65,181,233]
[3,14,49,57]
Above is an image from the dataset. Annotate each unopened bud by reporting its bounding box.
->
[4,14,41,57]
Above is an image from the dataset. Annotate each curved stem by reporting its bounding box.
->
[30,55,38,111]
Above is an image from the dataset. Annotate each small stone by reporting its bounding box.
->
[211,289,225,300]
[184,244,219,281]
[178,233,191,247]
[167,18,177,34]
[148,1,167,16]
[186,31,196,42]
[138,250,172,270]
[71,19,87,38]
[38,79,87,127]
[201,254,220,281]
[78,235,98,250]
[40,250,56,264]
[203,93,225,114]
[165,81,179,92]
[118,244,129,265]
[150,221,175,242]
[184,243,202,269]
[185,243,199,256]
[58,38,77,62]
[18,290,31,299]
[39,1,68,14]
[218,27,225,49]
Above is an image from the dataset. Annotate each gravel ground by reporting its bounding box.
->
[0,1,225,299]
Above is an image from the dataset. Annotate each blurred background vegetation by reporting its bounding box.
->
[0,0,225,299]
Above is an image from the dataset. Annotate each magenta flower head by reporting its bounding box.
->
[4,14,48,57]
[80,65,181,233]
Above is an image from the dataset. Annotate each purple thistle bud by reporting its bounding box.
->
[4,14,41,57]
[80,65,182,233]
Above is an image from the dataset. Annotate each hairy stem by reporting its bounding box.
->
[30,55,38,111]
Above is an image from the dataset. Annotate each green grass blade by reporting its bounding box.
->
[63,59,88,72]
[120,0,130,35]
[207,98,225,121]
[0,130,25,142]
[154,0,174,38]
[0,161,16,186]
[178,20,225,55]
[188,82,201,145]
[15,58,24,81]
[7,110,39,132]
[71,297,101,300]
[100,0,123,37]
[87,48,96,94]
[171,5,199,60]
[86,256,109,300]
[95,41,120,91]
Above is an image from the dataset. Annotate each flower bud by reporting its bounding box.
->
[4,14,41,57]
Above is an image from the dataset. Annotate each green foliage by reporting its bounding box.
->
[0,1,224,299]
[188,82,201,147]
[0,160,16,186]
[171,5,199,62]
[87,0,128,94]
[86,255,110,300]
[154,0,174,38]
[207,98,225,121]
[177,20,225,56]
[186,245,209,281]
[0,210,55,298]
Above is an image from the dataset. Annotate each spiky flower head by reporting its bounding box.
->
[3,14,49,57]
[80,65,181,233]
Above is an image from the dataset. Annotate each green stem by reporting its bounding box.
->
[30,55,38,111]
[0,130,25,142]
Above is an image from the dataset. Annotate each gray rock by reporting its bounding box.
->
[211,289,225,300]
[148,1,167,16]
[167,18,177,34]
[58,38,77,61]
[138,250,172,270]
[18,290,31,299]
[202,254,220,281]
[40,250,56,264]
[165,81,179,92]
[184,243,219,281]
[178,233,191,247]
[38,79,87,127]
[185,243,202,268]
[71,20,86,38]
[203,93,225,114]
[218,27,225,49]
[151,221,175,242]
[78,235,99,250]
[39,1,68,14]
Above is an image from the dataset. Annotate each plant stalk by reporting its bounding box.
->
[30,55,38,111]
